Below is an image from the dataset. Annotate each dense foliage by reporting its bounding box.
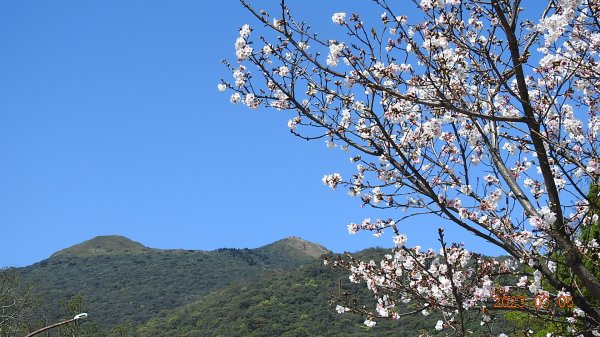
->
[5,237,517,336]
[136,250,434,337]
[18,236,328,329]
[135,249,515,337]
[0,268,38,337]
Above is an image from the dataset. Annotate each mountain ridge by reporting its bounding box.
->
[48,234,331,260]
[18,234,333,328]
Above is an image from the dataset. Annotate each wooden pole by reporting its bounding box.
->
[24,317,76,337]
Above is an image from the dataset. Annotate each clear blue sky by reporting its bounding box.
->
[0,0,504,267]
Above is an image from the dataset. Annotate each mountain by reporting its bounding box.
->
[133,249,511,337]
[254,236,331,268]
[14,236,512,337]
[50,235,147,257]
[134,249,437,337]
[18,235,330,329]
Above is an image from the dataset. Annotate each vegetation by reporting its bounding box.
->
[16,236,331,331]
[0,268,38,337]
[136,250,437,337]
[6,236,515,336]
[57,294,100,337]
[50,236,147,258]
[136,248,519,337]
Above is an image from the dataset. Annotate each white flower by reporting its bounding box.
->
[217,83,227,92]
[287,116,301,130]
[587,159,600,175]
[332,12,346,24]
[547,260,557,273]
[297,41,309,51]
[239,24,251,38]
[502,142,517,155]
[244,93,259,109]
[364,318,376,327]
[278,66,290,76]
[371,187,383,204]
[376,306,389,317]
[335,305,349,313]
[499,334,509,337]
[393,234,408,247]
[322,173,343,189]
[229,93,242,104]
[327,42,344,67]
[347,223,358,234]
[435,320,444,331]
[235,44,253,61]
[574,307,585,317]
[528,281,540,293]
[484,174,499,184]
[234,27,253,61]
[262,44,273,55]
[460,185,472,194]
[539,206,557,225]
[232,66,246,87]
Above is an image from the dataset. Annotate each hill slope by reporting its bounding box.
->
[18,235,329,329]
[254,236,331,268]
[134,249,437,337]
[133,249,513,337]
[51,235,147,257]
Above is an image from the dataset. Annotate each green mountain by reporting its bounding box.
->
[134,250,437,337]
[254,236,331,268]
[18,235,330,329]
[132,249,513,337]
[51,235,147,257]
[15,236,510,337]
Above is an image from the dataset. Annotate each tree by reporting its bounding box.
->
[58,294,98,337]
[579,183,600,306]
[0,268,36,337]
[505,183,600,336]
[221,0,600,335]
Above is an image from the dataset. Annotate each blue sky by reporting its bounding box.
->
[0,0,505,267]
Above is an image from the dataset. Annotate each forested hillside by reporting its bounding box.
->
[135,251,438,337]
[17,236,330,329]
[9,236,512,337]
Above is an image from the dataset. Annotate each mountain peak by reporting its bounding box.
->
[259,236,331,260]
[51,235,147,258]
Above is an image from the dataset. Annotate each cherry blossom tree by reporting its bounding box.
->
[221,0,600,335]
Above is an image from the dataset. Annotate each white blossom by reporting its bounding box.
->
[336,305,350,313]
[332,12,346,24]
[435,320,444,331]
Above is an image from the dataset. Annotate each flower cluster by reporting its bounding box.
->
[331,12,346,25]
[235,24,253,61]
[331,231,515,332]
[322,173,342,189]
